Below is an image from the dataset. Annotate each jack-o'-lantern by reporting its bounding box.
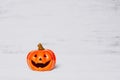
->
[27,43,56,71]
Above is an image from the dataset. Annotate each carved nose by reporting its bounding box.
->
[39,58,42,61]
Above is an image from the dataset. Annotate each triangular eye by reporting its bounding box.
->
[34,54,37,57]
[44,54,47,57]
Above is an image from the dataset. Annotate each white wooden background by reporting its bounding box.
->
[0,0,120,80]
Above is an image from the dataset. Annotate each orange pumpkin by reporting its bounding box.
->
[27,43,56,71]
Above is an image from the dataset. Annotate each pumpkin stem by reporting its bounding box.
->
[37,43,45,50]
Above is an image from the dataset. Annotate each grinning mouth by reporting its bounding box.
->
[31,60,50,68]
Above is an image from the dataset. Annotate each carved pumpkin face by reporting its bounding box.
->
[27,43,56,71]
